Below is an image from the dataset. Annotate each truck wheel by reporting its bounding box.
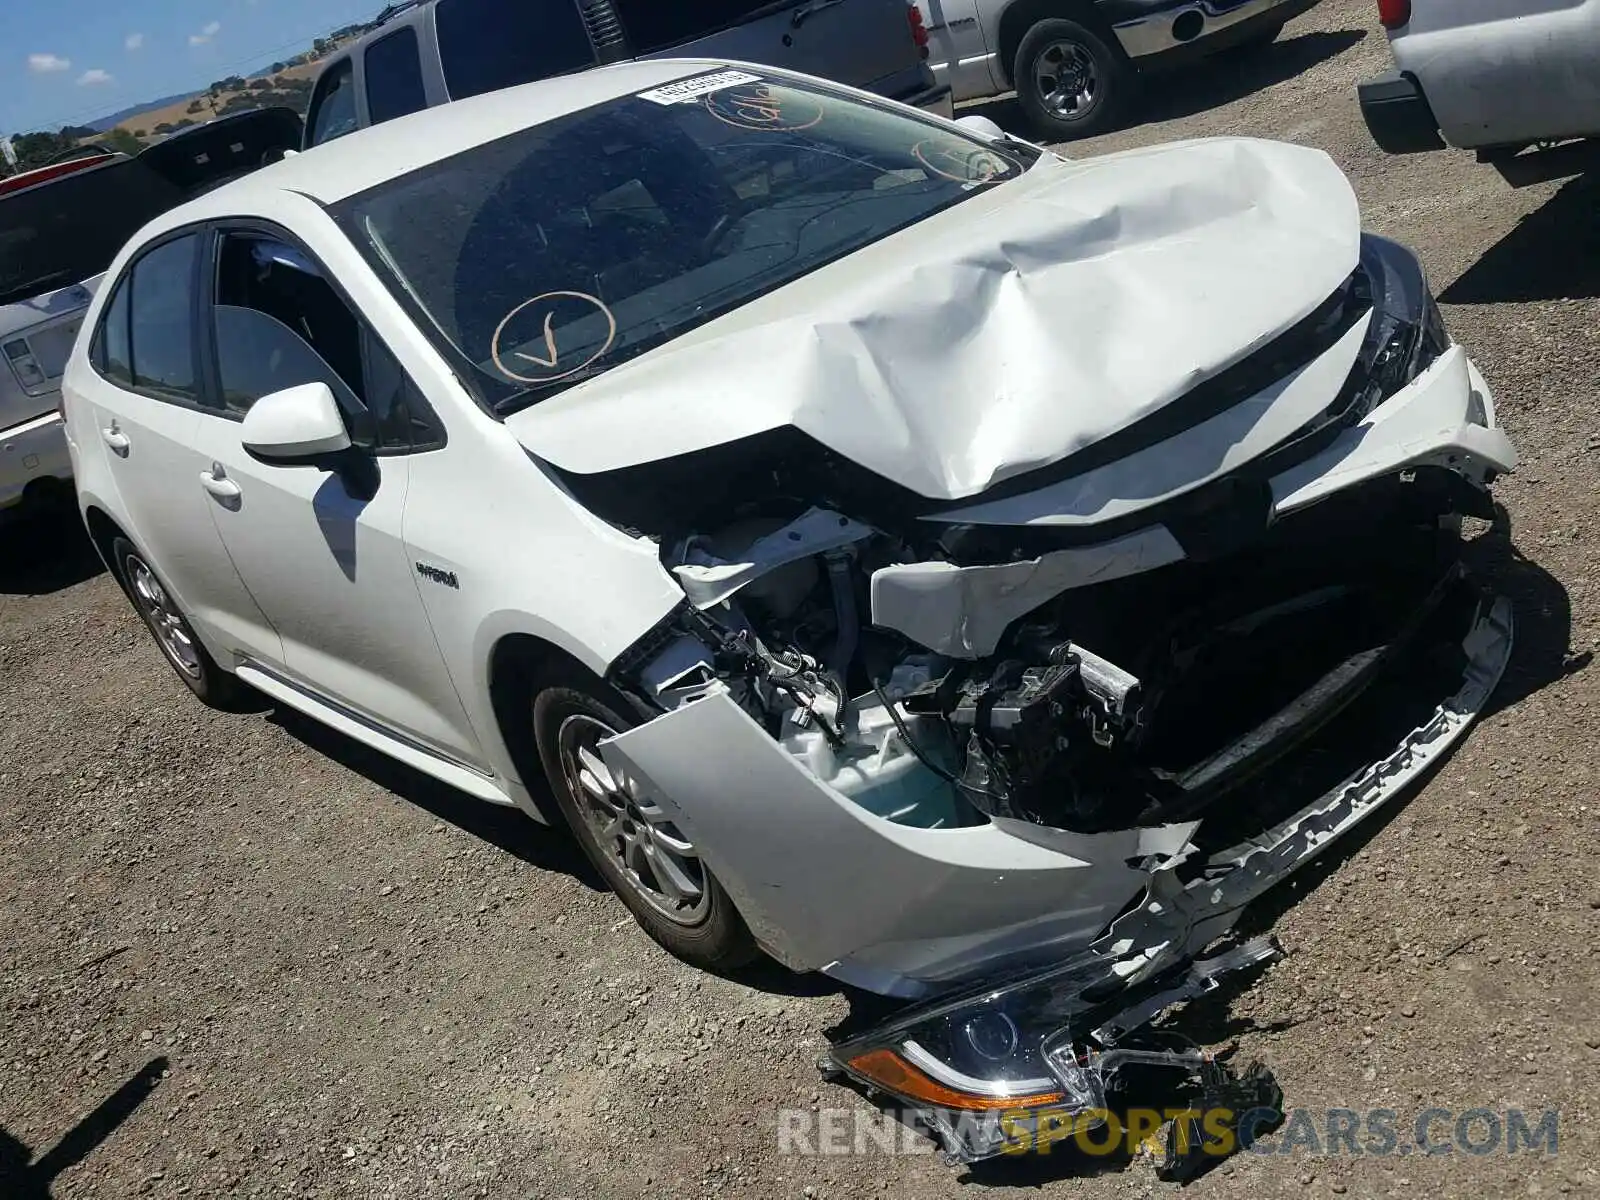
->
[533,674,759,974]
[1015,18,1134,142]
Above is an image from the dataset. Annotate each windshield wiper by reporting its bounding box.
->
[491,361,619,415]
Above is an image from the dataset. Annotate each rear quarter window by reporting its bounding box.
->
[612,0,783,52]
[435,0,597,99]
[306,59,360,147]
[365,27,429,124]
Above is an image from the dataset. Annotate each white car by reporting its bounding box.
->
[64,60,1516,1161]
[1359,0,1600,181]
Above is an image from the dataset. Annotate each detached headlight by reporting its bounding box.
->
[827,953,1115,1162]
[825,936,1284,1163]
[1356,232,1450,407]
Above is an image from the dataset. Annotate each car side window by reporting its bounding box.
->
[127,236,201,403]
[306,59,359,147]
[92,275,134,388]
[364,27,428,125]
[611,0,775,52]
[212,231,442,451]
[435,0,597,100]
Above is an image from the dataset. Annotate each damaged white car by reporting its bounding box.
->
[63,61,1515,1161]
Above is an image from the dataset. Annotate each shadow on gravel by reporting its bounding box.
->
[266,706,607,892]
[1135,29,1367,128]
[0,1057,167,1198]
[0,505,104,597]
[1442,174,1600,304]
[959,29,1366,144]
[1465,507,1591,715]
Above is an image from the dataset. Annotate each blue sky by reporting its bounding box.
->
[4,0,382,135]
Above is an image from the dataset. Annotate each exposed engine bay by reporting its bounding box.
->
[502,137,1522,1163]
[580,233,1505,845]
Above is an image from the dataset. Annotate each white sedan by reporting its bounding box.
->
[63,59,1516,1161]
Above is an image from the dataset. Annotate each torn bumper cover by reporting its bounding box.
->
[819,592,1510,1163]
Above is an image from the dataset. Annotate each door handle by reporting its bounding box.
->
[101,424,130,455]
[200,466,242,504]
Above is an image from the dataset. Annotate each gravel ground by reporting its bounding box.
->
[3,3,1598,1195]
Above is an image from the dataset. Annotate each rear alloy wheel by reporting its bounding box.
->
[1016,18,1134,142]
[533,678,757,973]
[112,537,247,709]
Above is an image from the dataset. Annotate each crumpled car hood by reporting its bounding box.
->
[507,136,1361,502]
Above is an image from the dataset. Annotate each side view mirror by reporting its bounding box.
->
[241,382,351,463]
[954,114,1007,142]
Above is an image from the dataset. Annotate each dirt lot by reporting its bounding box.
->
[3,1,1598,1195]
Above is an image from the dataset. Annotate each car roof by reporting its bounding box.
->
[194,59,731,209]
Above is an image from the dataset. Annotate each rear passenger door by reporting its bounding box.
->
[81,232,280,663]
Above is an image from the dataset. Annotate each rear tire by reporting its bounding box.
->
[532,673,759,974]
[111,537,248,710]
[1015,18,1134,142]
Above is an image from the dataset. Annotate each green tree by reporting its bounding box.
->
[102,128,143,156]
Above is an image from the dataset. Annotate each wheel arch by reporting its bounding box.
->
[83,504,128,577]
[996,0,1128,87]
[484,629,608,827]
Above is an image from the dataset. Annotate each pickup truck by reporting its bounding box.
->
[1359,0,1600,184]
[918,0,1319,140]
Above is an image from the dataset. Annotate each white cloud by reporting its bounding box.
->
[189,20,223,45]
[77,69,114,86]
[28,53,72,73]
[125,33,145,51]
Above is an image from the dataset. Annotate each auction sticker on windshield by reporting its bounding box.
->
[638,71,763,105]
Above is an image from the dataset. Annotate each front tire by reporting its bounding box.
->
[1015,18,1134,142]
[532,675,758,974]
[111,537,247,709]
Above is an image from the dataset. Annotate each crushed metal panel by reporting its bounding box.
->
[927,314,1372,528]
[598,687,1158,973]
[1270,348,1517,515]
[869,527,1185,658]
[672,507,874,609]
[509,137,1361,501]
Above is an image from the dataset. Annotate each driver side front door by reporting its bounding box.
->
[188,225,485,771]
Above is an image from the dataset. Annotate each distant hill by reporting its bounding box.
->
[87,92,202,133]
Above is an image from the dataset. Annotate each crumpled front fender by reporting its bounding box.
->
[599,691,1195,990]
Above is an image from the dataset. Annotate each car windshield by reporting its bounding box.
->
[0,159,185,307]
[332,70,1038,414]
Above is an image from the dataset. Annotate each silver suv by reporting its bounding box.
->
[1,109,302,519]
[304,0,952,148]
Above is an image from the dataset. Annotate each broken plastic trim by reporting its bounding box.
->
[821,593,1512,1164]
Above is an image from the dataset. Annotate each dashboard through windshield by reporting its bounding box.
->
[333,70,1038,415]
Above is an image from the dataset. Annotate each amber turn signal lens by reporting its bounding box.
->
[846,1048,1065,1111]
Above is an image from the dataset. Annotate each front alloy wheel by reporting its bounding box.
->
[557,713,712,926]
[532,675,757,973]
